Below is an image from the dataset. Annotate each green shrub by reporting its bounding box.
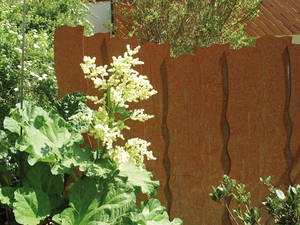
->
[113,0,262,57]
[210,175,300,225]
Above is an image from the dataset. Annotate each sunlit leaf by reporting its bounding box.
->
[13,187,51,225]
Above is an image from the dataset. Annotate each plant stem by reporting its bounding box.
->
[0,174,10,186]
[70,169,79,182]
[224,199,240,225]
[97,138,100,160]
[107,86,112,120]
[18,152,25,186]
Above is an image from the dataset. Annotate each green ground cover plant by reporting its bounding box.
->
[210,175,300,225]
[0,45,182,225]
[113,0,262,56]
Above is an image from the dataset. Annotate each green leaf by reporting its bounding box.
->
[53,208,75,225]
[0,186,16,208]
[115,106,133,119]
[130,199,183,225]
[53,177,136,225]
[3,117,20,135]
[7,101,83,165]
[275,189,285,200]
[13,187,51,225]
[119,160,159,197]
[288,186,297,198]
[51,144,113,177]
[24,163,64,210]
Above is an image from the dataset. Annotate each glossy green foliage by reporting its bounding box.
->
[210,175,261,225]
[261,177,300,225]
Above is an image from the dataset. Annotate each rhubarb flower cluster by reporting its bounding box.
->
[71,45,157,168]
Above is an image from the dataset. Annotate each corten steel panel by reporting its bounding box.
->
[54,26,85,98]
[255,36,292,187]
[194,45,231,225]
[194,44,232,225]
[226,37,290,221]
[166,45,227,224]
[103,36,139,63]
[289,44,300,185]
[226,46,266,220]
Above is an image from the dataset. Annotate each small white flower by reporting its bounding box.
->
[91,77,105,88]
[25,61,32,66]
[8,30,17,35]
[130,109,154,122]
[106,146,130,168]
[14,88,19,92]
[15,48,22,53]
[30,72,38,77]
[33,43,40,49]
[125,138,156,167]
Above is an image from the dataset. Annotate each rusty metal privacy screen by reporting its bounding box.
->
[54,26,300,225]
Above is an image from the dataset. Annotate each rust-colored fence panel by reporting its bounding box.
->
[225,36,291,223]
[54,26,300,225]
[166,46,229,224]
[289,44,300,185]
[226,46,268,211]
[54,26,85,98]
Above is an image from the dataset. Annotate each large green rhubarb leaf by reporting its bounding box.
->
[53,177,136,225]
[24,163,64,210]
[4,101,83,165]
[13,187,51,225]
[129,199,183,225]
[51,144,113,177]
[119,160,159,197]
[4,102,113,178]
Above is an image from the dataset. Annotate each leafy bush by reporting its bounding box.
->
[113,0,262,56]
[261,177,300,225]
[0,0,93,129]
[210,175,300,225]
[0,46,182,225]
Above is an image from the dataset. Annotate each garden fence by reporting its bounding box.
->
[54,26,300,225]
